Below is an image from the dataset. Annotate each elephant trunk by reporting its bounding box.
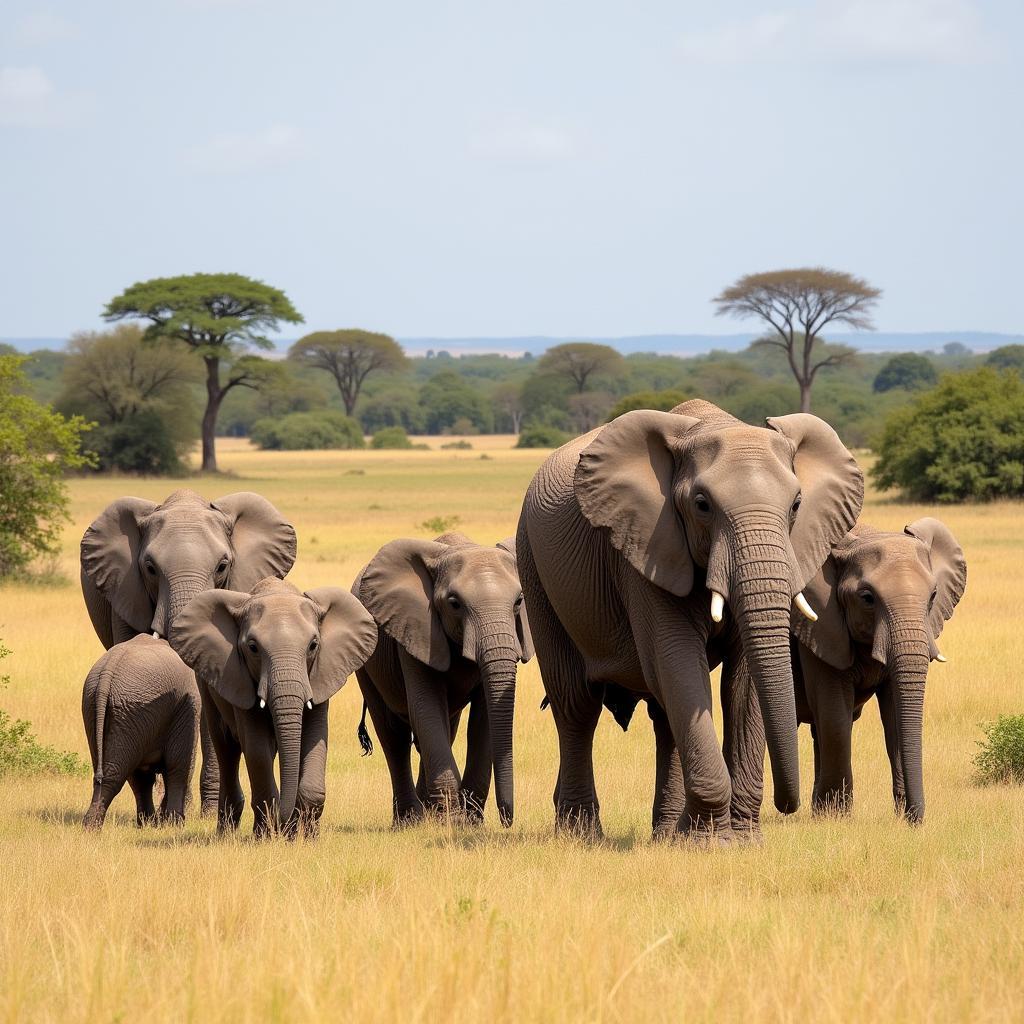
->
[476,621,519,827]
[885,610,930,824]
[156,571,213,637]
[268,659,307,834]
[726,513,801,814]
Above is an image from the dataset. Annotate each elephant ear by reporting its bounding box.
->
[574,410,703,597]
[497,538,535,662]
[792,554,854,670]
[304,587,379,704]
[359,539,450,670]
[80,497,158,635]
[213,492,297,592]
[904,518,967,639]
[766,414,864,593]
[169,590,254,710]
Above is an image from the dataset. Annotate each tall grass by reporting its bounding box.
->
[0,438,1021,1022]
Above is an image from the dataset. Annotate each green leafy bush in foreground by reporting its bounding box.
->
[974,715,1024,785]
[251,410,365,451]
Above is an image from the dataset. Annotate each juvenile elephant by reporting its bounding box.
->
[170,578,377,837]
[517,400,863,839]
[81,488,297,812]
[792,518,966,823]
[353,533,533,827]
[82,634,200,830]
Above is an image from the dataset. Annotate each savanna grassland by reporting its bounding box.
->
[1,436,1022,1023]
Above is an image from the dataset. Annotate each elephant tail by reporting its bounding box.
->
[357,702,373,756]
[90,657,116,785]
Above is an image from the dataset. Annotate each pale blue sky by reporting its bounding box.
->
[1,0,1021,339]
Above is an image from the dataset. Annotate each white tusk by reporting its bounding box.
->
[794,592,818,622]
[259,698,266,709]
[152,631,161,639]
[710,591,725,623]
[935,652,947,663]
[307,700,313,710]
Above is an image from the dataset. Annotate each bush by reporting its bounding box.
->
[974,715,1024,785]
[251,411,365,451]
[985,345,1024,372]
[872,368,1024,501]
[607,390,691,419]
[873,353,938,393]
[441,440,473,450]
[515,425,571,449]
[83,409,186,474]
[371,426,414,449]
[0,356,92,577]
[420,515,461,533]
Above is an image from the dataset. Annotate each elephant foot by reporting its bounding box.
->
[678,805,733,845]
[200,798,220,818]
[392,802,426,828]
[728,817,763,845]
[555,803,603,840]
[811,793,853,817]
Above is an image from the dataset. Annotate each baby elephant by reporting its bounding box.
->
[82,634,200,830]
[354,534,533,827]
[170,577,377,838]
[793,518,966,823]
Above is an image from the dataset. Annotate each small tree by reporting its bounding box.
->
[103,273,303,472]
[536,342,624,394]
[491,380,524,433]
[872,368,1024,502]
[289,329,408,416]
[985,345,1024,372]
[713,267,881,412]
[873,353,938,393]
[607,389,690,419]
[0,356,92,577]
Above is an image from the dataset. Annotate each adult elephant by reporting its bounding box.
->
[792,519,966,823]
[80,488,297,812]
[517,399,863,839]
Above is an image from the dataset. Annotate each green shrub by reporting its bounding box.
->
[516,425,571,449]
[251,411,365,451]
[873,353,938,393]
[607,389,690,419]
[440,440,473,450]
[371,426,414,449]
[420,515,461,533]
[84,409,186,474]
[974,715,1024,785]
[872,368,1024,502]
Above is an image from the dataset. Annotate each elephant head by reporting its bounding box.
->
[794,518,966,822]
[574,399,863,814]
[169,578,378,829]
[358,533,533,826]
[81,489,297,644]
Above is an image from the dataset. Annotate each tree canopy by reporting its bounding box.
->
[985,345,1024,372]
[873,352,938,393]
[536,342,624,394]
[713,267,880,412]
[103,272,303,471]
[289,329,407,415]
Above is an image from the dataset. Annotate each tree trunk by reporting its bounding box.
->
[202,356,222,473]
[799,378,812,413]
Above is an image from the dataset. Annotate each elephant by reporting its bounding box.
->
[517,399,863,840]
[82,634,200,830]
[80,488,297,813]
[791,518,966,823]
[169,577,377,837]
[353,533,533,828]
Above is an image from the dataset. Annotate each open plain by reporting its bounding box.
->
[1,437,1022,1022]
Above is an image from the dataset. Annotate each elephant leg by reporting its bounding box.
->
[240,715,280,838]
[202,701,244,831]
[877,683,907,814]
[809,684,855,815]
[647,700,685,841]
[720,649,766,840]
[84,770,127,830]
[160,717,196,826]
[198,711,221,817]
[296,702,329,839]
[549,695,603,837]
[129,768,158,826]
[461,689,492,822]
[358,672,424,825]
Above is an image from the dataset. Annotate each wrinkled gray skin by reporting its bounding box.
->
[353,533,533,828]
[517,400,863,840]
[82,634,200,830]
[80,489,297,813]
[169,578,377,838]
[791,519,966,823]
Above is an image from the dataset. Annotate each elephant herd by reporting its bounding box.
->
[76,399,966,840]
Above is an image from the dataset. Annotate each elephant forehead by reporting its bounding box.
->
[142,504,229,541]
[848,536,934,587]
[685,425,794,468]
[442,548,519,586]
[247,593,319,631]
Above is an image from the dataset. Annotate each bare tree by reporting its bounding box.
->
[713,267,881,412]
[537,342,624,394]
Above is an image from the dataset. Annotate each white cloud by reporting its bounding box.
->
[0,67,57,125]
[470,116,578,162]
[184,123,307,172]
[15,12,77,45]
[677,0,992,66]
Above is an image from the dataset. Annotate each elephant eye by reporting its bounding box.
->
[929,590,937,609]
[859,590,875,607]
[246,639,258,654]
[447,595,462,611]
[791,494,802,516]
[144,560,157,576]
[514,594,524,612]
[694,493,711,514]
[309,637,319,653]
[216,557,230,574]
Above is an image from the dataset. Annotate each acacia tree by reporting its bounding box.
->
[289,329,408,415]
[537,342,624,394]
[103,273,303,471]
[713,267,880,412]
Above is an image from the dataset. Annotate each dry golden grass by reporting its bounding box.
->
[1,438,1022,1023]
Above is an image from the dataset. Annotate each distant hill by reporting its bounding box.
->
[4,331,1023,358]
